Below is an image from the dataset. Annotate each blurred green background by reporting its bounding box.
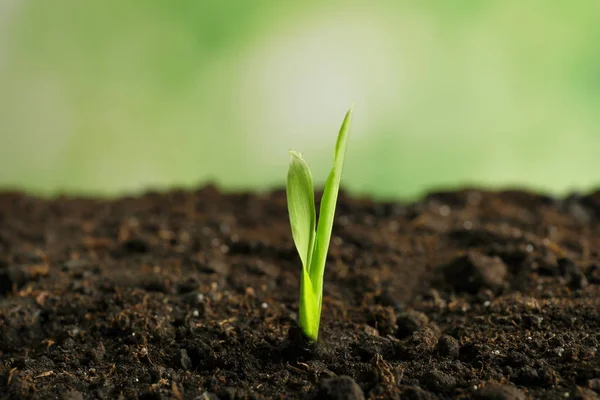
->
[1,1,599,200]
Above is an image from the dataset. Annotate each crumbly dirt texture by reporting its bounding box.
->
[0,187,599,400]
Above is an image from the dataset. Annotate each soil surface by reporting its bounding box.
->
[0,187,599,400]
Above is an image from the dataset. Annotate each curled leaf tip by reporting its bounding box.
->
[289,150,303,159]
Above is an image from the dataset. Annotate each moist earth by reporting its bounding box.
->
[0,187,599,399]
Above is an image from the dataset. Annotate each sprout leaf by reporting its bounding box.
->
[286,150,316,270]
[286,106,353,341]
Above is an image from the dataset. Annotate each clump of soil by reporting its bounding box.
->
[0,187,599,399]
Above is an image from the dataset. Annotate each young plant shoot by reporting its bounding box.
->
[286,107,353,341]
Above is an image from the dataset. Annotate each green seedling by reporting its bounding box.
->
[286,107,353,341]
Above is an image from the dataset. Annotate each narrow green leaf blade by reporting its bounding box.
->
[286,150,316,270]
[310,107,353,299]
[299,264,319,341]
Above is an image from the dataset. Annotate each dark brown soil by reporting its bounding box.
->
[0,187,599,400]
